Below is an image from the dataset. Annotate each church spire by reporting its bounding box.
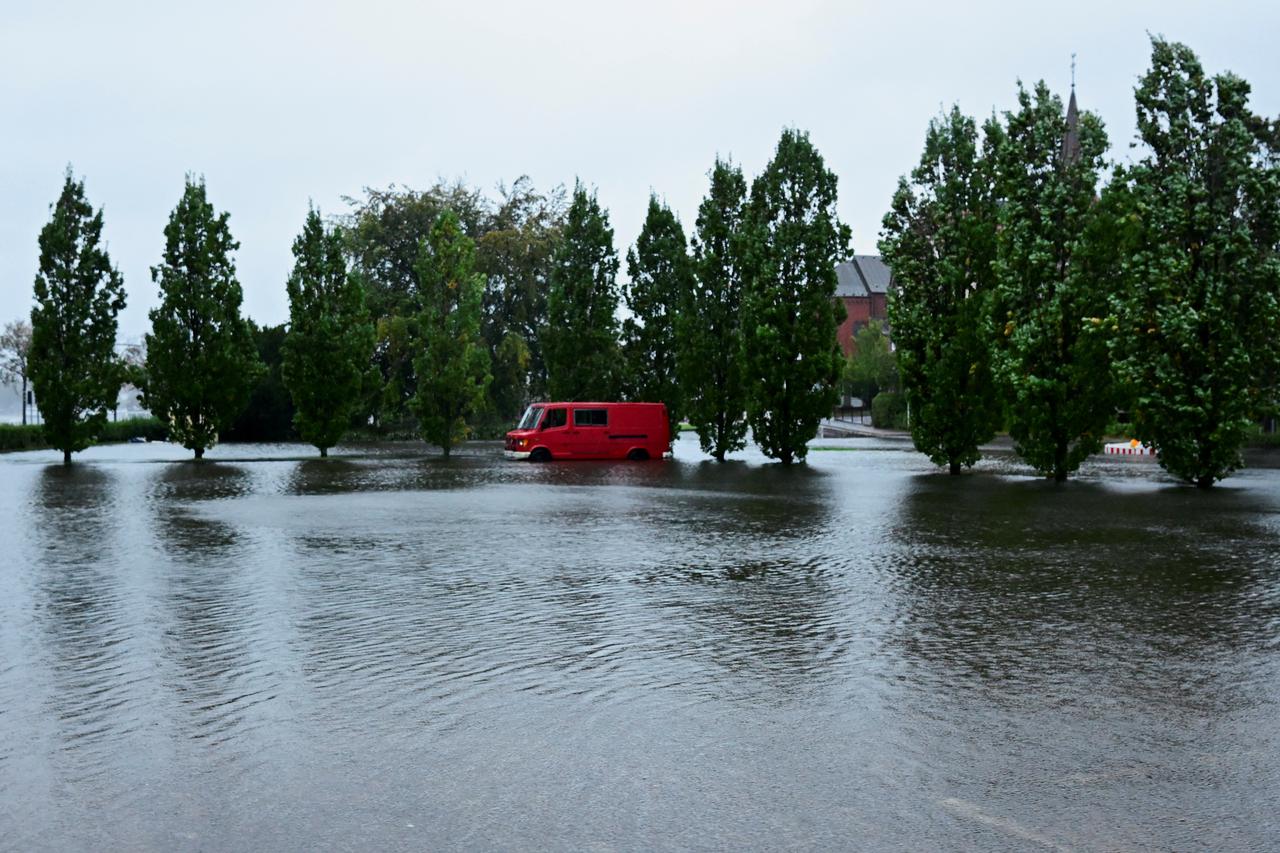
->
[1061,54,1082,166]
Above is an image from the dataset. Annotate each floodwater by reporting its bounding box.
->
[1,435,1278,852]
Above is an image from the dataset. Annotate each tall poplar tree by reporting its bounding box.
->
[880,107,1002,474]
[680,158,750,460]
[412,210,491,457]
[282,208,375,457]
[144,177,262,459]
[623,194,692,438]
[543,183,621,401]
[990,82,1115,482]
[741,130,849,465]
[1110,38,1280,487]
[29,171,127,464]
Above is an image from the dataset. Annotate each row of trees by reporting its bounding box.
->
[541,130,849,464]
[882,37,1280,487]
[16,126,853,464]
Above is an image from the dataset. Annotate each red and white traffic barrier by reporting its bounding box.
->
[1104,441,1156,457]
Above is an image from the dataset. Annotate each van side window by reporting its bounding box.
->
[573,408,608,427]
[543,408,567,429]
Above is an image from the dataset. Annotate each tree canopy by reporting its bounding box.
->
[680,158,751,461]
[990,82,1115,481]
[412,210,491,456]
[623,194,692,438]
[880,107,1002,474]
[28,171,127,464]
[1109,38,1280,487]
[741,130,849,465]
[282,208,375,456]
[543,183,621,401]
[143,177,262,459]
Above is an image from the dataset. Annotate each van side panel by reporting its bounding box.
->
[504,402,670,460]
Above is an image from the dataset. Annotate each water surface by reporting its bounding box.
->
[1,437,1278,851]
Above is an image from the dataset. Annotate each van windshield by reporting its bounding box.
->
[516,405,543,430]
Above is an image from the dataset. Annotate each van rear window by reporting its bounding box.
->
[573,408,608,427]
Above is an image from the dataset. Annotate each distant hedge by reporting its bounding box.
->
[0,423,46,452]
[99,417,168,443]
[0,416,167,453]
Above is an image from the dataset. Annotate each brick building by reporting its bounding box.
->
[835,255,893,356]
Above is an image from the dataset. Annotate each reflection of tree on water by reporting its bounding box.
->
[148,463,282,745]
[886,473,1280,710]
[26,465,138,769]
[635,462,849,701]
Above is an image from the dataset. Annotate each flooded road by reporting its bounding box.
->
[1,436,1278,851]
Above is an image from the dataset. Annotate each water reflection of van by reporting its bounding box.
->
[504,402,671,461]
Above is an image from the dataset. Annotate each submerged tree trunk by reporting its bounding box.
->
[194,446,204,461]
[63,449,71,466]
[319,446,328,458]
[949,460,962,476]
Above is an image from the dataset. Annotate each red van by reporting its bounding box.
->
[504,402,671,461]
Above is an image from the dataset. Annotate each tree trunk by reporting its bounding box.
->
[441,443,451,459]
[1196,442,1214,489]
[319,446,328,458]
[63,449,71,466]
[949,460,961,475]
[21,376,27,426]
[194,446,204,461]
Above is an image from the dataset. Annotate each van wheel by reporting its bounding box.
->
[529,448,552,462]
[626,448,650,461]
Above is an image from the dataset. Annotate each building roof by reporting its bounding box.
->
[835,261,868,297]
[852,255,893,293]
[836,255,893,297]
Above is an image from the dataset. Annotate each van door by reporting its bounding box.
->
[571,406,610,458]
[539,406,569,455]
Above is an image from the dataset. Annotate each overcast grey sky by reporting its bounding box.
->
[2,0,1277,341]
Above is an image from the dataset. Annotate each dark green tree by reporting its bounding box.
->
[623,194,692,438]
[143,177,263,459]
[341,181,492,319]
[28,171,127,464]
[282,208,375,456]
[990,82,1115,482]
[1110,39,1280,487]
[844,321,899,406]
[340,181,492,426]
[478,177,567,406]
[489,330,532,424]
[412,211,491,456]
[680,158,750,460]
[741,129,849,464]
[225,321,294,442]
[880,107,1002,474]
[543,183,621,401]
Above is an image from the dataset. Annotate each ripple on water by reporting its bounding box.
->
[1,440,1279,850]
